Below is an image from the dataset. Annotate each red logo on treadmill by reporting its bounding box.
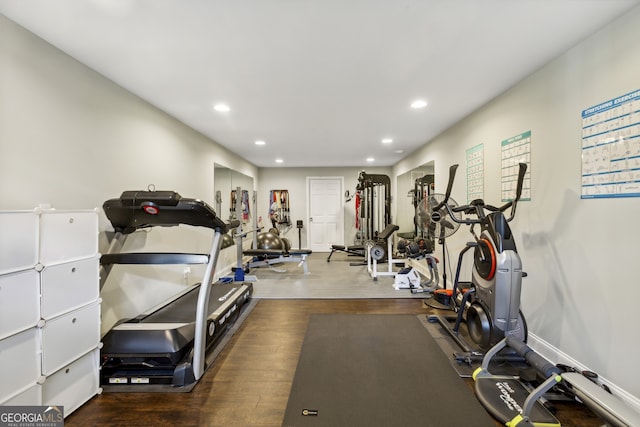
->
[141,202,159,215]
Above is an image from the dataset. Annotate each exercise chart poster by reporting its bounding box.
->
[581,88,640,199]
[501,131,531,202]
[466,144,484,203]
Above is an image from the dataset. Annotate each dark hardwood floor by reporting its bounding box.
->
[66,299,603,426]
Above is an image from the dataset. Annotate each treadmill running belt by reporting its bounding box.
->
[100,281,252,388]
[142,281,240,323]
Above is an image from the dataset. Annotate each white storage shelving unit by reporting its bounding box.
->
[0,208,101,416]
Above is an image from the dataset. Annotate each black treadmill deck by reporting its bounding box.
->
[101,280,253,388]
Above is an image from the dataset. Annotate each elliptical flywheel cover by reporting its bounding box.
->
[466,302,493,350]
[474,238,496,280]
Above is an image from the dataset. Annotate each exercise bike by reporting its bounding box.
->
[429,163,528,362]
[393,239,439,294]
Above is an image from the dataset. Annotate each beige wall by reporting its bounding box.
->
[0,14,257,215]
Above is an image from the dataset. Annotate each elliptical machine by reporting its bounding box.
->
[430,163,528,359]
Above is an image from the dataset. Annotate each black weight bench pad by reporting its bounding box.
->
[289,250,312,256]
[330,244,363,251]
[245,249,312,258]
[378,223,399,240]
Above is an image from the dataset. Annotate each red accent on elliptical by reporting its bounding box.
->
[480,237,496,280]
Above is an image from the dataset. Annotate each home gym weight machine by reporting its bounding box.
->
[412,173,435,240]
[327,171,391,262]
[428,163,528,362]
[392,172,440,293]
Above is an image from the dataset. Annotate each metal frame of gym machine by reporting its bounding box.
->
[99,190,253,391]
[428,163,528,363]
[327,171,392,263]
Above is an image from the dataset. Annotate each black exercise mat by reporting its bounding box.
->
[281,314,496,427]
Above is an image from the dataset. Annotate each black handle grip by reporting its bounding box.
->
[505,335,560,378]
[514,162,527,202]
[433,164,459,212]
[452,205,470,213]
[499,162,528,218]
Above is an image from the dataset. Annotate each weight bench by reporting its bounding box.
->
[367,224,401,281]
[244,248,312,274]
[326,244,365,262]
[473,335,640,426]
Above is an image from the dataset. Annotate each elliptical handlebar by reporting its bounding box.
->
[432,164,459,213]
[502,162,527,222]
[438,162,527,225]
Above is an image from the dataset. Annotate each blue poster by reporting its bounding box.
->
[581,89,640,199]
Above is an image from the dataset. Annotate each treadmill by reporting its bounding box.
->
[99,190,253,391]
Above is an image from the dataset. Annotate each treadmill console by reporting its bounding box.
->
[104,190,227,234]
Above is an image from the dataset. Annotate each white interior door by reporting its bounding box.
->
[307,177,343,253]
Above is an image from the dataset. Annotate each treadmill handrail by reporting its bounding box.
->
[100,252,210,265]
[193,228,224,381]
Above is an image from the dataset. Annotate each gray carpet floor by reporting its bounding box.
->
[249,251,428,299]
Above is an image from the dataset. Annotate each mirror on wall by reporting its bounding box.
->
[213,164,254,222]
[396,161,435,239]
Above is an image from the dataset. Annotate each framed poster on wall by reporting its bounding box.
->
[501,131,531,202]
[581,89,640,199]
[466,144,484,203]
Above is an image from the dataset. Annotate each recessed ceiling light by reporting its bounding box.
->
[366,157,375,163]
[410,100,428,109]
[394,149,404,154]
[213,103,230,112]
[275,158,284,164]
[255,140,266,146]
[382,138,393,144]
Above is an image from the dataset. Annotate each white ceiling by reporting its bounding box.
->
[1,0,638,168]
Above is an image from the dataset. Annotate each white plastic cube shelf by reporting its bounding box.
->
[0,328,41,402]
[41,257,99,320]
[41,301,101,376]
[0,269,40,340]
[42,349,101,416]
[39,210,98,265]
[0,384,42,406]
[0,210,38,275]
[0,207,100,415]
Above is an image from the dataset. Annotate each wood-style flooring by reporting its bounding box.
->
[66,299,603,427]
